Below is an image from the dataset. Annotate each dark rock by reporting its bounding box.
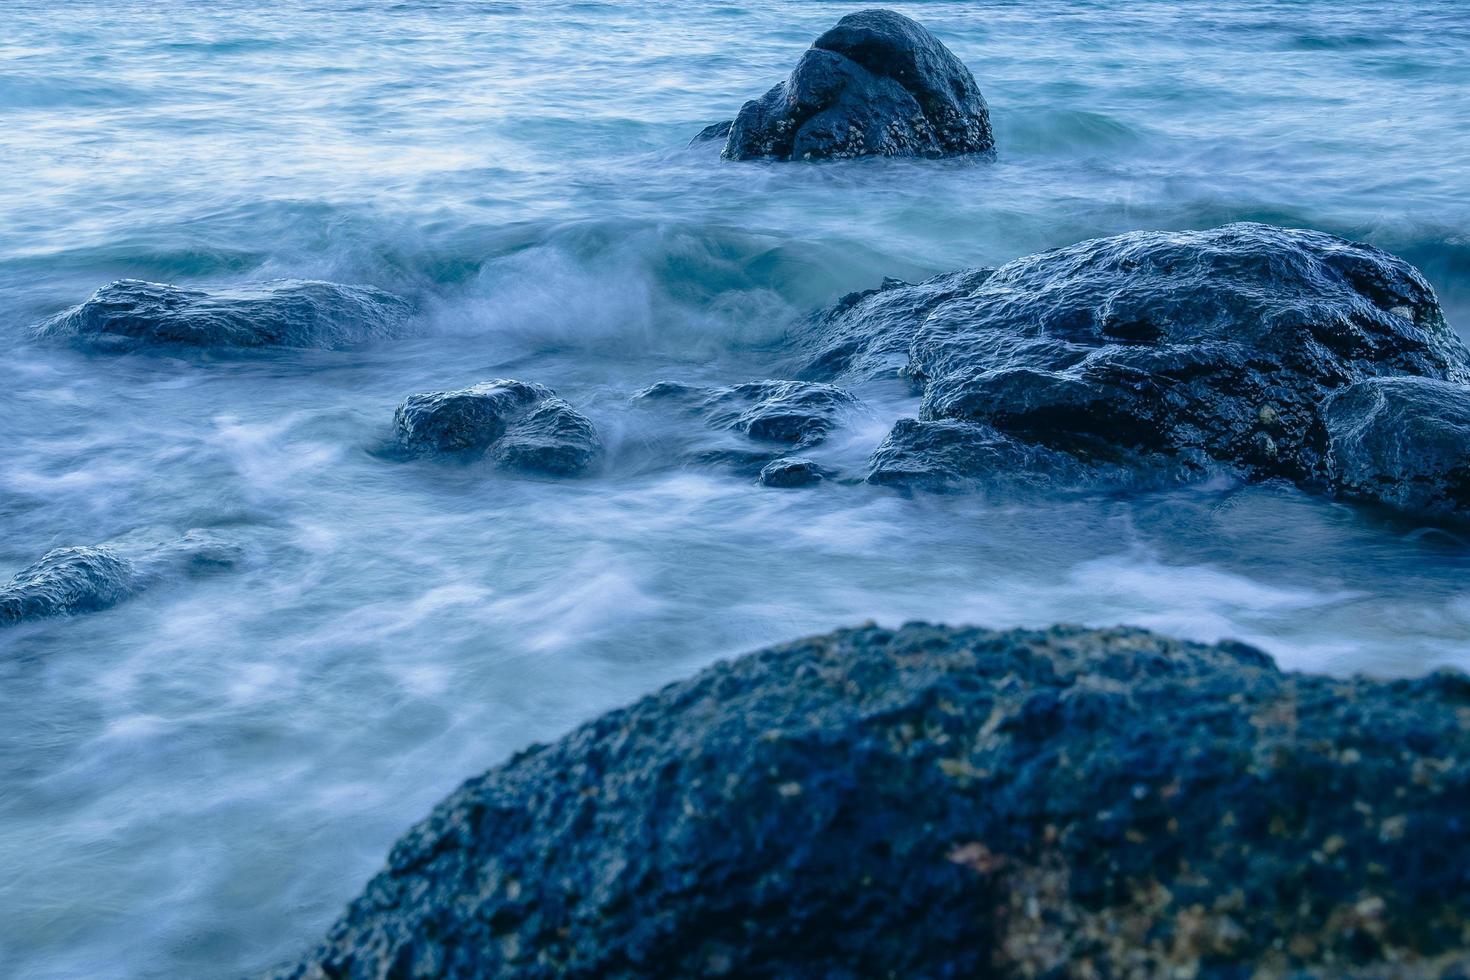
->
[788,269,993,383]
[394,380,600,476]
[35,278,412,351]
[0,547,136,626]
[757,456,825,488]
[395,380,553,457]
[636,379,858,449]
[274,623,1470,978]
[840,224,1470,512]
[0,529,241,628]
[1322,377,1470,516]
[721,9,993,162]
[492,399,604,477]
[688,120,733,145]
[867,417,1129,492]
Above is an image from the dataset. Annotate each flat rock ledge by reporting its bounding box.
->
[273,623,1470,978]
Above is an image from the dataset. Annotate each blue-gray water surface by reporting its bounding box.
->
[3,1,1470,976]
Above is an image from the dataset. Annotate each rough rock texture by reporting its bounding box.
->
[1,529,242,627]
[275,623,1470,979]
[35,278,412,351]
[0,547,136,626]
[492,399,605,477]
[757,456,825,488]
[394,380,602,476]
[830,224,1470,513]
[788,269,993,383]
[721,9,993,162]
[395,381,553,456]
[1322,377,1470,516]
[636,380,858,449]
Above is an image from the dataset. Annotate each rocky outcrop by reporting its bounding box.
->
[719,10,993,162]
[1,528,242,627]
[394,380,602,477]
[635,380,858,450]
[273,623,1470,978]
[816,223,1470,515]
[35,278,412,351]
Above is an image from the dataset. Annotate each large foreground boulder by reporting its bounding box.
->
[274,623,1470,978]
[717,9,993,162]
[820,223,1470,515]
[394,380,602,477]
[36,278,412,351]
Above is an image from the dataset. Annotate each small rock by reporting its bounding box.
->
[758,457,825,488]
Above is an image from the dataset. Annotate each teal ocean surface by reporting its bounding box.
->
[2,1,1469,976]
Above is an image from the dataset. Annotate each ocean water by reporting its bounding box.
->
[2,0,1469,976]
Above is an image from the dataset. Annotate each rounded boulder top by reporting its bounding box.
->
[719,8,993,162]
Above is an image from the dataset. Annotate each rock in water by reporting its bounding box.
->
[1322,377,1470,516]
[393,380,602,476]
[273,623,1470,978]
[757,456,825,488]
[720,9,993,162]
[636,379,858,449]
[0,529,242,628]
[826,223,1470,515]
[492,399,605,477]
[0,547,136,626]
[35,278,413,351]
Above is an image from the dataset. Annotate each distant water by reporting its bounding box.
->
[2,1,1469,976]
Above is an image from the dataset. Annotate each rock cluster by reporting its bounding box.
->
[273,622,1470,978]
[795,223,1470,515]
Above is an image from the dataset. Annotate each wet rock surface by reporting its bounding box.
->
[720,9,994,162]
[825,223,1470,514]
[1322,377,1470,516]
[1,529,243,627]
[788,269,993,383]
[35,278,412,351]
[0,547,137,626]
[275,622,1470,979]
[636,379,858,450]
[757,456,825,488]
[394,380,602,476]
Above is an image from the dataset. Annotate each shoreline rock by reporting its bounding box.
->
[718,9,994,162]
[793,222,1470,516]
[272,622,1470,978]
[35,278,412,351]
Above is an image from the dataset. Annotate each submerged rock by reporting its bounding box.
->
[394,380,601,476]
[36,278,412,351]
[275,623,1470,978]
[720,9,993,162]
[0,529,242,628]
[0,547,136,626]
[828,223,1470,514]
[636,379,858,449]
[757,456,825,488]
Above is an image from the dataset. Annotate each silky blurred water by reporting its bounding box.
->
[2,1,1470,976]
